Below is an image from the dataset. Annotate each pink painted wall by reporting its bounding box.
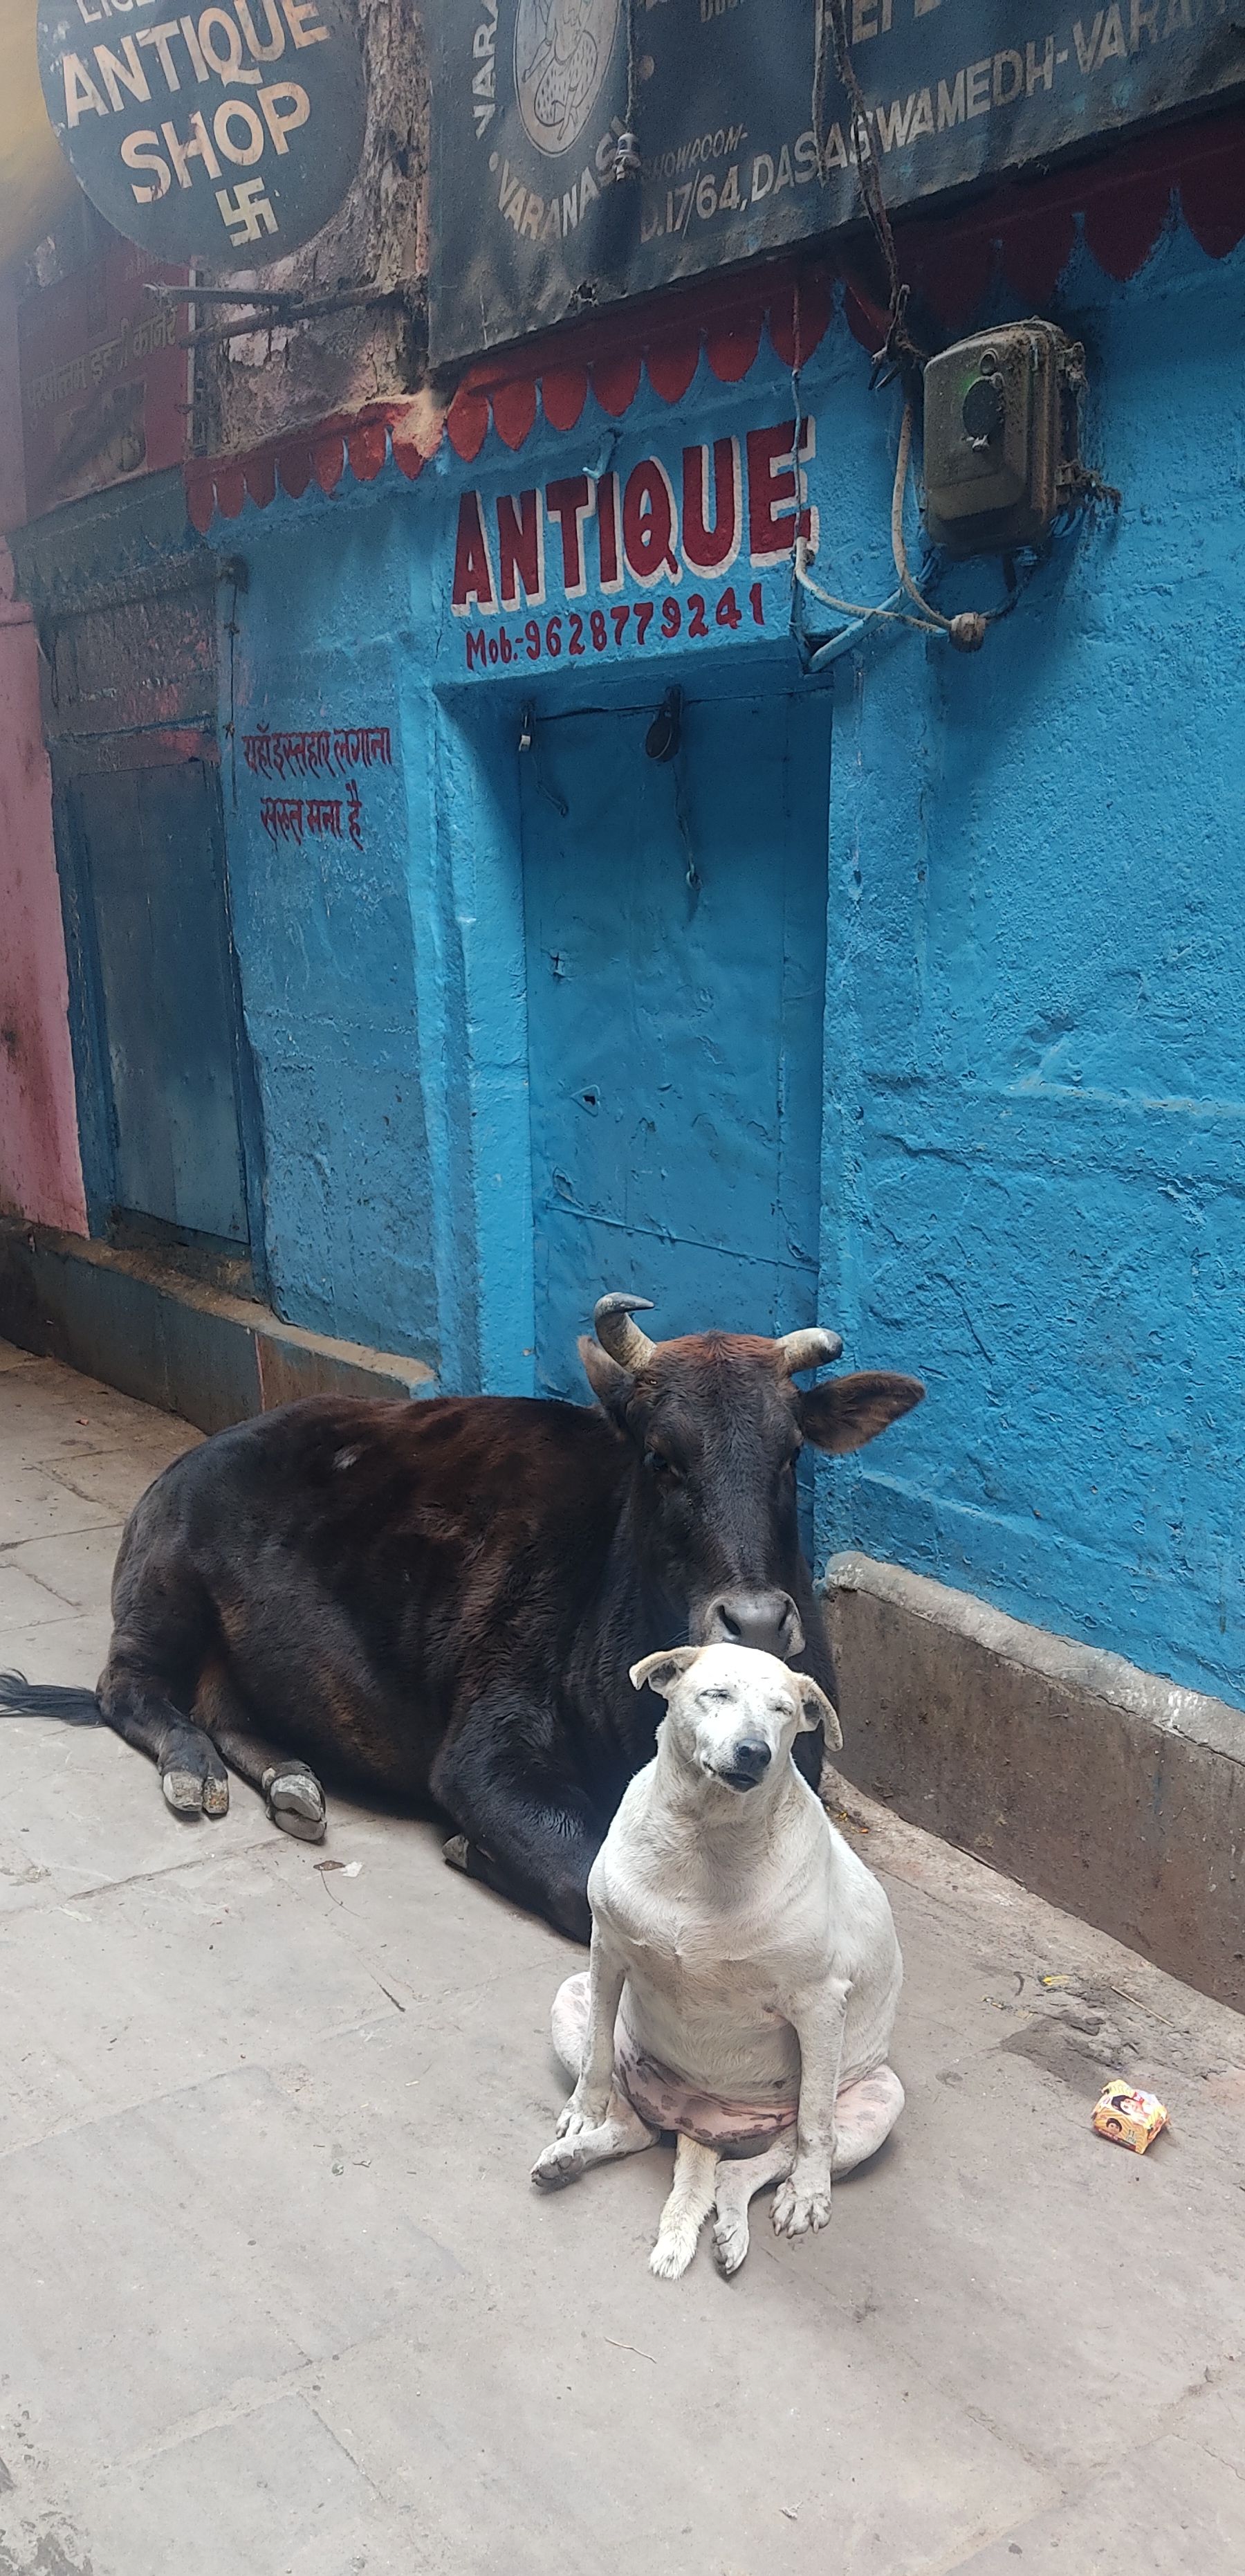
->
[0,273,88,1235]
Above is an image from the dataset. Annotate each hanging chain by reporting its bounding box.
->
[813,0,927,392]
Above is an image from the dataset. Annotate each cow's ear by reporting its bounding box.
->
[795,1675,842,1750]
[630,1646,701,1698]
[579,1336,633,1425]
[800,1371,924,1454]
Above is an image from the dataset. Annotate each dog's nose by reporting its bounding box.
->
[728,1739,772,1782]
[705,1590,804,1659]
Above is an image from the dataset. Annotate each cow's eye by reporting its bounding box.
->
[645,1448,681,1481]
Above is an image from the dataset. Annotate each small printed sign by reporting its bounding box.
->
[18,235,190,515]
[37,0,367,265]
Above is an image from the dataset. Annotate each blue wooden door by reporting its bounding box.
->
[522,690,830,1397]
[70,762,250,1245]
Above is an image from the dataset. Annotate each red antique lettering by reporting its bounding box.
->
[622,459,680,587]
[496,488,544,610]
[681,437,741,574]
[746,420,798,566]
[596,471,622,592]
[544,473,593,596]
[452,490,496,614]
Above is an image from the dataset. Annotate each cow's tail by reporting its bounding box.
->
[0,1671,102,1724]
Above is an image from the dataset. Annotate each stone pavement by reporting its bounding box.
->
[1,1335,1244,2576]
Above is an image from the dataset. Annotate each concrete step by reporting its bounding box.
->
[824,1549,1245,2016]
[0,1218,435,1434]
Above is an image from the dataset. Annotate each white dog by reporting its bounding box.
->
[531,1641,903,2277]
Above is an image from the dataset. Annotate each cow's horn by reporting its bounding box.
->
[594,1293,657,1369]
[776,1328,844,1375]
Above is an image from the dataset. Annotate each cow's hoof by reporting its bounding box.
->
[265,1768,326,1843]
[162,1762,228,1818]
[163,1767,207,1816]
[443,1834,470,1875]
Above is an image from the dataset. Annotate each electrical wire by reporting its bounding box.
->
[812,0,926,387]
[793,414,992,657]
[804,5,1092,659]
[793,542,942,641]
[613,0,641,178]
[889,403,988,650]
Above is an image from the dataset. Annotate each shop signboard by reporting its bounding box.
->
[18,234,190,515]
[430,0,1245,360]
[37,0,366,264]
[445,408,820,679]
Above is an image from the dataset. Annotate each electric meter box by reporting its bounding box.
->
[922,321,1082,558]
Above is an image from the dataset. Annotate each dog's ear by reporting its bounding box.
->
[795,1675,842,1750]
[630,1645,701,1698]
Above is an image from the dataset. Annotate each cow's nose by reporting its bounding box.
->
[706,1590,805,1659]
[728,1738,772,1782]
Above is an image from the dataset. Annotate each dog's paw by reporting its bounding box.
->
[772,2171,833,2239]
[649,2225,699,2281]
[555,2094,608,2141]
[531,2136,589,2189]
[712,2211,750,2276]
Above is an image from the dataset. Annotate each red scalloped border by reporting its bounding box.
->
[185,109,1245,530]
[184,399,433,533]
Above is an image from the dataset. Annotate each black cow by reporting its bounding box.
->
[0,1295,922,1939]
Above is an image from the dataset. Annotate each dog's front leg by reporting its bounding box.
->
[556,1924,625,2138]
[773,1976,849,2240]
[531,1929,657,2191]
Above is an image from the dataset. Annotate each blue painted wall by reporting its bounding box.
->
[206,212,1244,1707]
[221,498,443,1364]
[816,222,1245,1706]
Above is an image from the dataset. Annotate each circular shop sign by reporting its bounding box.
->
[37,0,367,265]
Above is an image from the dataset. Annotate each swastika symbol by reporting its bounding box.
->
[215,180,277,247]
